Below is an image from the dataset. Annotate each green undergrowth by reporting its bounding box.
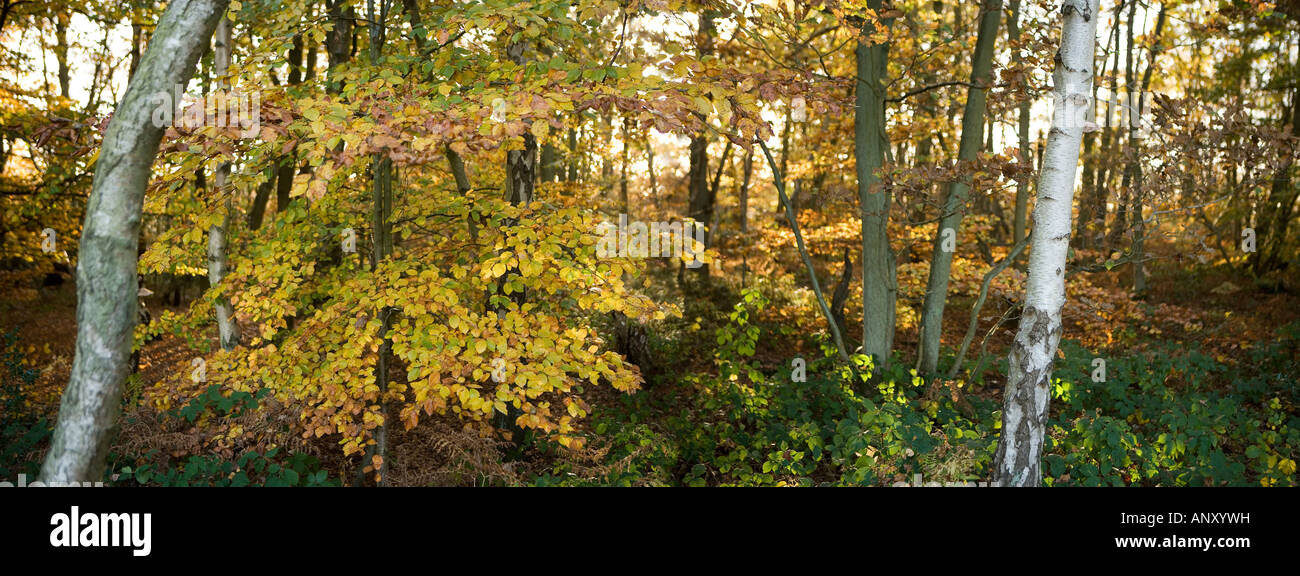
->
[534,290,1300,487]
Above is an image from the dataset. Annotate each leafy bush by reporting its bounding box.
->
[539,289,994,486]
[539,298,1300,487]
[1043,327,1300,486]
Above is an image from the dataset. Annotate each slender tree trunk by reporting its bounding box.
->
[1074,7,1119,252]
[540,141,558,183]
[275,29,306,214]
[688,134,712,233]
[645,134,660,211]
[1089,7,1124,251]
[991,0,1098,487]
[857,1,896,371]
[777,106,792,218]
[919,0,1004,375]
[444,145,478,239]
[737,146,753,285]
[364,0,393,486]
[207,16,240,350]
[304,5,317,81]
[41,0,231,483]
[708,139,733,245]
[54,12,71,99]
[246,166,277,230]
[614,118,652,369]
[1007,0,1032,247]
[1128,3,1167,296]
[565,127,578,182]
[1106,0,1138,252]
[619,118,631,213]
[738,148,753,234]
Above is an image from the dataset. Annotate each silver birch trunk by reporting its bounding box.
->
[992,0,1099,487]
[41,0,231,483]
[208,16,239,350]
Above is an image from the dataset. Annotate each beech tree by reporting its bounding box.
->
[856,0,895,371]
[918,0,1004,376]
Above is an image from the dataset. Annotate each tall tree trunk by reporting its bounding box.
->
[991,0,1098,487]
[41,0,231,483]
[444,145,478,239]
[645,134,661,211]
[687,133,712,225]
[738,146,752,285]
[364,0,393,486]
[708,139,734,247]
[857,1,896,371]
[1253,72,1300,273]
[1128,2,1167,296]
[129,22,144,80]
[275,29,306,214]
[919,0,1004,375]
[619,118,631,213]
[1007,0,1032,247]
[777,106,792,217]
[208,16,239,350]
[1106,0,1138,253]
[686,11,715,276]
[540,141,558,183]
[325,0,354,90]
[1074,6,1119,252]
[1088,6,1124,252]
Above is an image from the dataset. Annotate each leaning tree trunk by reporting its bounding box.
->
[208,16,240,350]
[991,0,1098,487]
[856,0,896,371]
[918,0,1004,376]
[41,0,231,483]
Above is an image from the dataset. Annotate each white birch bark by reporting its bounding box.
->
[991,0,1099,487]
[41,0,231,483]
[208,16,240,351]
